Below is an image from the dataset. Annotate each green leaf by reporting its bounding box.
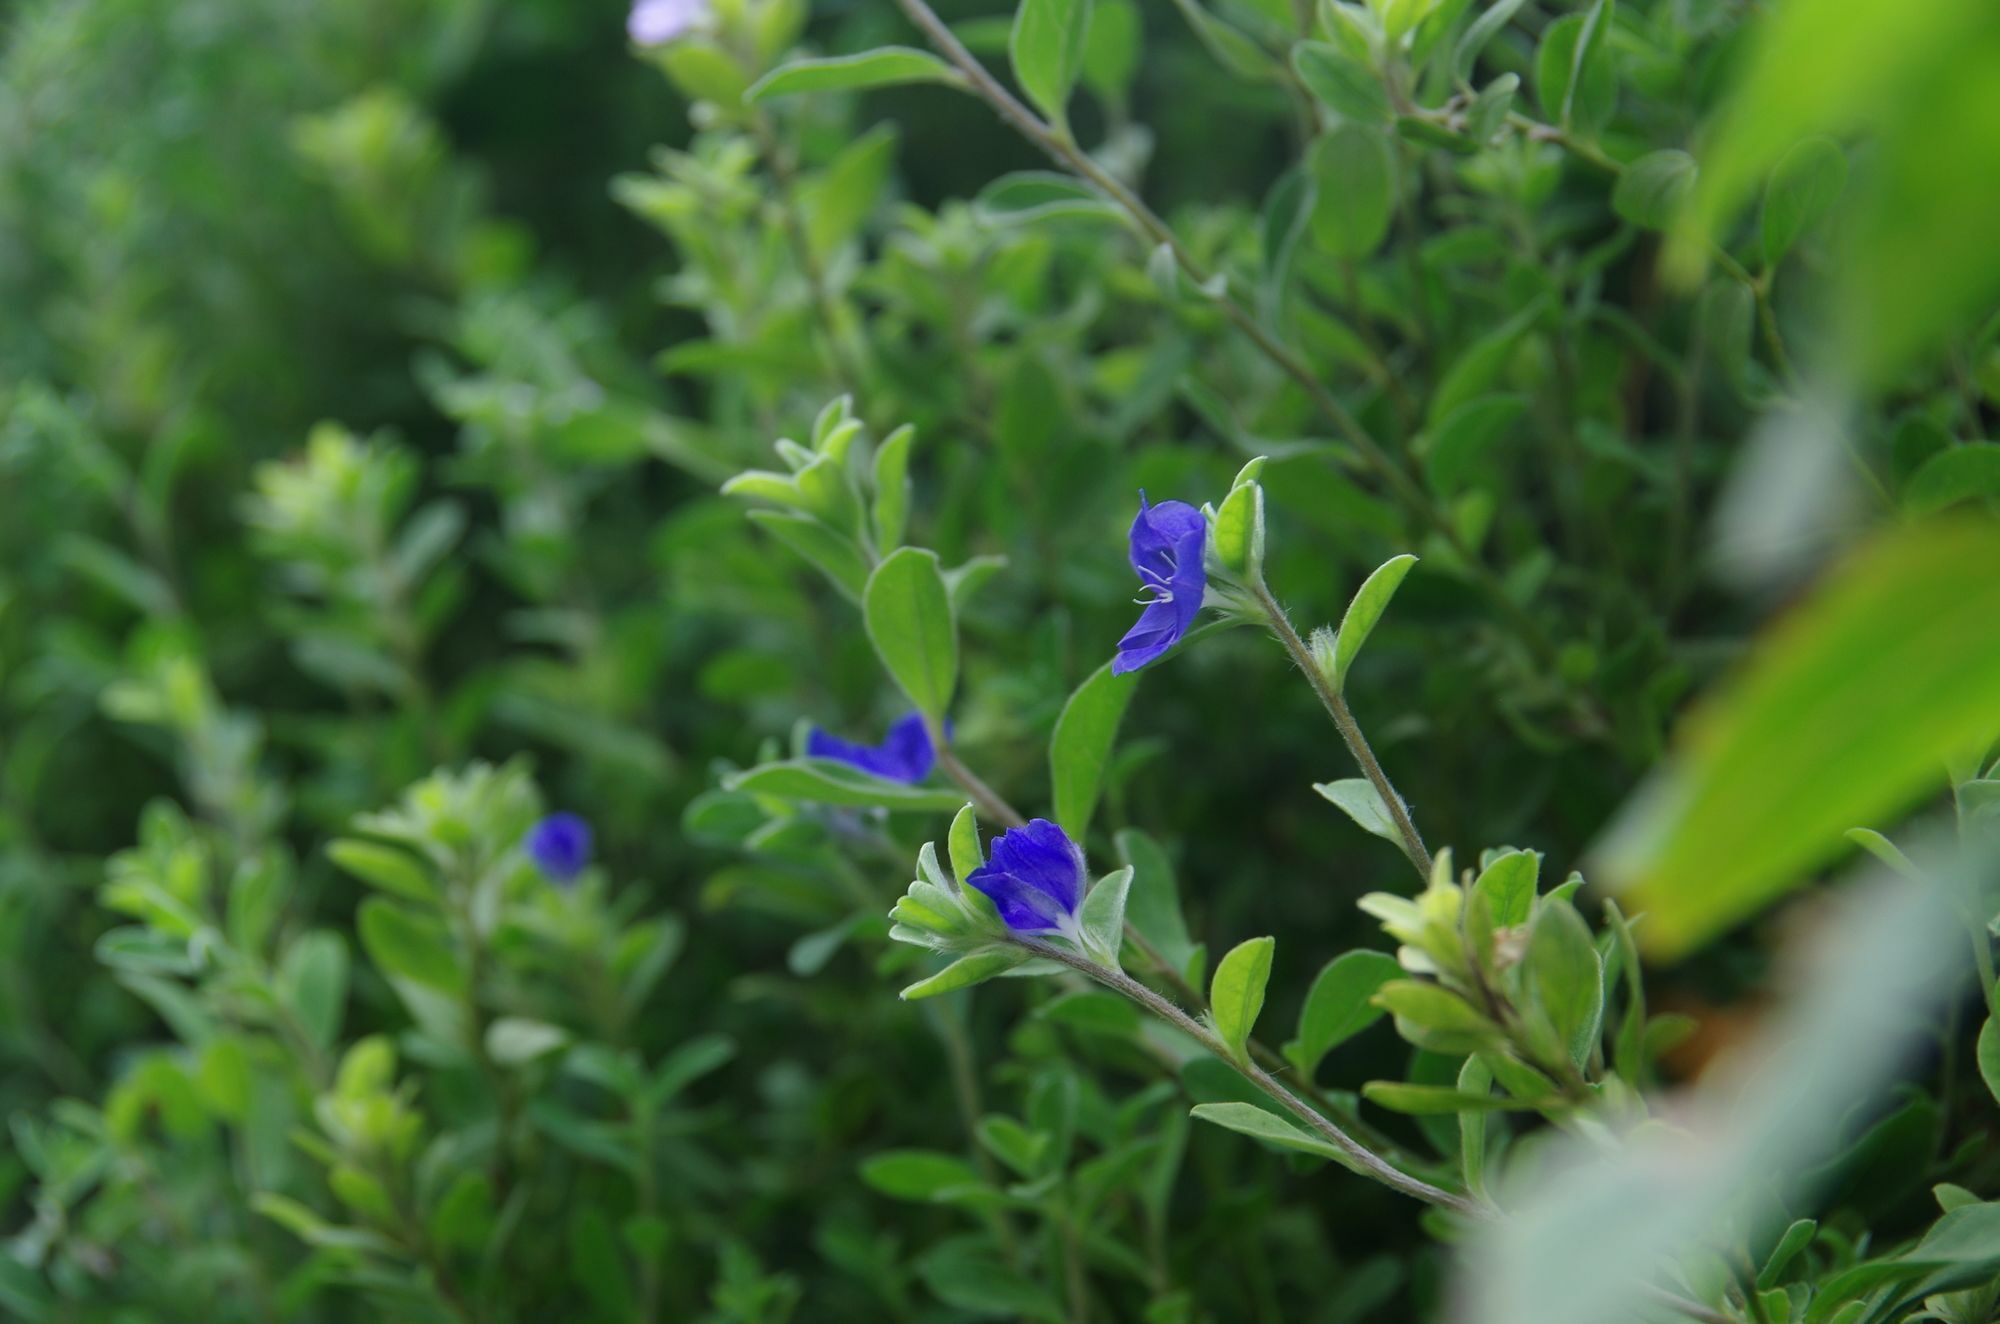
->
[1166,0,1279,80]
[863,547,958,721]
[277,931,349,1051]
[1211,481,1264,578]
[356,898,464,993]
[485,1017,569,1065]
[1523,901,1604,1068]
[1599,523,2000,956]
[1758,1218,1819,1290]
[1011,0,1092,128]
[1979,1015,2000,1108]
[1374,980,1494,1054]
[747,509,870,601]
[974,171,1125,228]
[1313,778,1399,844]
[1076,866,1132,964]
[900,950,1028,1000]
[725,759,969,812]
[1293,43,1390,124]
[1612,150,1696,231]
[1903,443,2000,516]
[1331,554,1418,691]
[918,1239,1065,1320]
[871,423,916,554]
[1761,136,1847,265]
[1115,829,1199,981]
[1471,849,1538,929]
[859,1149,988,1201]
[1535,10,1614,134]
[1049,658,1138,838]
[747,47,964,102]
[1209,936,1274,1062]
[947,803,983,888]
[1282,950,1401,1077]
[1307,124,1396,259]
[327,838,437,904]
[1360,1082,1549,1114]
[1188,1101,1345,1161]
[1454,0,1529,82]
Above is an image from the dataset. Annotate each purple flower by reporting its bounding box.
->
[1113,495,1207,674]
[627,0,707,45]
[966,819,1085,936]
[526,813,593,883]
[807,712,937,784]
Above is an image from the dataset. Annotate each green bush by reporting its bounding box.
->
[6,0,2000,1319]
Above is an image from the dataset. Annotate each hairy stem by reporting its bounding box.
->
[1016,937,1482,1217]
[1251,583,1433,879]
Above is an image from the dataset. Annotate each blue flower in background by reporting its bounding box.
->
[526,813,593,884]
[1113,495,1208,674]
[807,712,937,783]
[627,0,707,45]
[966,818,1085,936]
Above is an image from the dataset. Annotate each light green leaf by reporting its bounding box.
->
[1331,554,1418,691]
[277,930,349,1050]
[871,423,916,554]
[1211,481,1263,578]
[1472,849,1538,928]
[724,759,968,811]
[900,949,1029,1000]
[1374,980,1495,1054]
[1903,443,2000,517]
[1076,866,1132,964]
[1598,523,2000,956]
[975,171,1125,228]
[327,838,437,904]
[1049,658,1137,839]
[747,509,870,601]
[1313,778,1399,844]
[1209,936,1275,1062]
[1612,150,1696,231]
[1189,1101,1345,1161]
[1307,124,1395,259]
[860,1149,989,1201]
[486,1018,570,1065]
[1293,43,1390,124]
[1360,1081,1549,1114]
[1011,0,1092,128]
[1980,1015,2000,1108]
[947,803,983,888]
[747,47,964,102]
[1282,949,1401,1077]
[1523,901,1604,1068]
[357,898,464,994]
[864,547,958,720]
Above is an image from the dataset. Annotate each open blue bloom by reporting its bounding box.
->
[807,712,937,783]
[1113,495,1208,674]
[526,813,593,884]
[966,818,1085,936]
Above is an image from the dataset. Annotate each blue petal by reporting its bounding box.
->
[807,714,936,784]
[527,813,593,883]
[965,818,1086,934]
[1128,495,1206,583]
[1113,598,1186,673]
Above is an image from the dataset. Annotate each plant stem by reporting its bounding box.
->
[1016,937,1483,1217]
[932,735,1027,828]
[1251,583,1433,880]
[888,0,1580,697]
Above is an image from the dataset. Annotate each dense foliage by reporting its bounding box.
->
[6,0,2000,1320]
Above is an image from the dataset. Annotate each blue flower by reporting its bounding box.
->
[1113,495,1207,674]
[807,712,937,783]
[526,813,593,884]
[966,818,1085,936]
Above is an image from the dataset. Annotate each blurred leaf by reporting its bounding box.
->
[1116,828,1199,981]
[1307,124,1395,259]
[1760,136,1847,265]
[356,898,464,994]
[1011,0,1093,128]
[1612,150,1696,231]
[1903,444,2000,516]
[1599,523,2000,956]
[724,759,968,812]
[747,48,964,101]
[1294,44,1390,124]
